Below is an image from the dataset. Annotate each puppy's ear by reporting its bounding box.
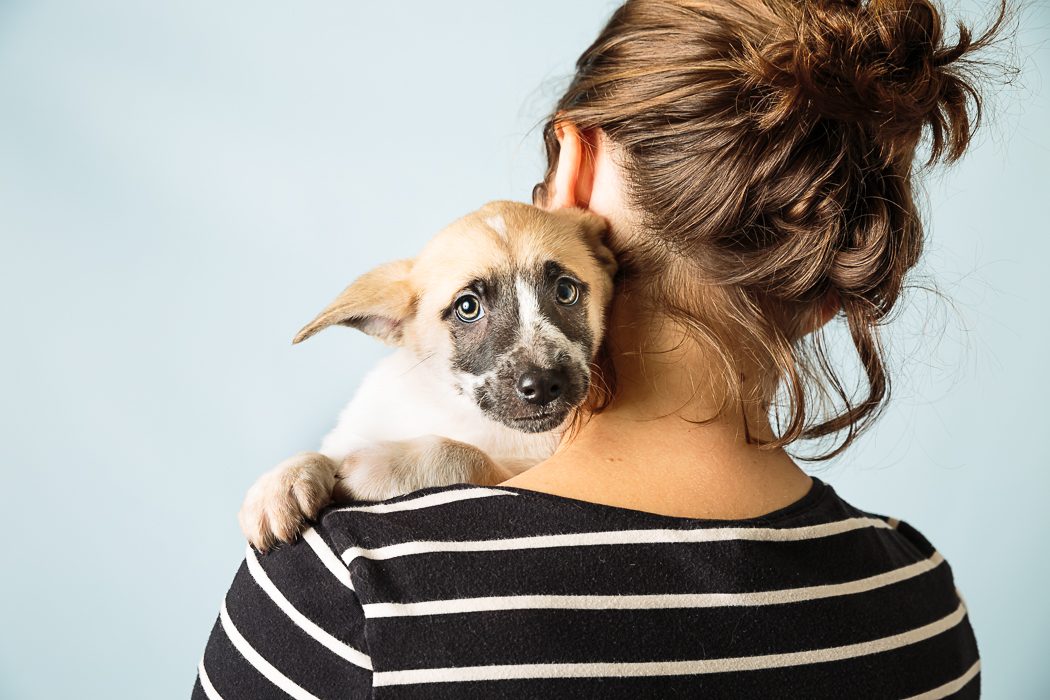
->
[293,258,416,346]
[553,208,618,278]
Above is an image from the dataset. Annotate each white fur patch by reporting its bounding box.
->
[485,215,508,240]
[515,277,542,344]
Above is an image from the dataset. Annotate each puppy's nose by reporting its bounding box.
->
[516,368,567,406]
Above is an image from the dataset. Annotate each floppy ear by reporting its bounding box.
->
[553,208,618,279]
[292,258,416,346]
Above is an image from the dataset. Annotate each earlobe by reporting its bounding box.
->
[293,258,416,346]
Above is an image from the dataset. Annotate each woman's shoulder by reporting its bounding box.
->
[312,477,949,574]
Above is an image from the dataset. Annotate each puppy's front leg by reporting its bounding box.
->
[238,452,339,551]
[334,435,513,502]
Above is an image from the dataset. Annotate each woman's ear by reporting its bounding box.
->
[546,120,596,211]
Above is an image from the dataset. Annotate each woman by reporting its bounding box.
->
[194,0,1006,696]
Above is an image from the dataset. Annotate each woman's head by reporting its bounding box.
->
[535,0,1009,459]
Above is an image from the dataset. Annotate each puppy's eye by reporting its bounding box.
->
[555,278,580,306]
[454,293,484,323]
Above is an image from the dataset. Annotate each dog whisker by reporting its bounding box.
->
[400,351,436,376]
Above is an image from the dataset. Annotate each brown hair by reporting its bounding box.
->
[536,0,1011,460]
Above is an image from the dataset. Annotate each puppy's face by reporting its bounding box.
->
[437,254,600,433]
[295,201,617,433]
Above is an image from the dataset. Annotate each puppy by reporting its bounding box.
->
[240,201,617,550]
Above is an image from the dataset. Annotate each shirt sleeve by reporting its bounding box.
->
[191,525,372,699]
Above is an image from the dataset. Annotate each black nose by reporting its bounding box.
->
[516,367,568,406]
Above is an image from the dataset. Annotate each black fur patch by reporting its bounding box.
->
[447,272,518,377]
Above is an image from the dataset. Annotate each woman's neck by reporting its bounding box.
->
[500,294,813,520]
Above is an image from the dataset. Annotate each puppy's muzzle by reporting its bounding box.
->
[472,354,588,433]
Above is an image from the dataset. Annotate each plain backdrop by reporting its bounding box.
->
[1,1,1048,697]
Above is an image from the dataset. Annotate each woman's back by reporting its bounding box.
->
[194,479,977,698]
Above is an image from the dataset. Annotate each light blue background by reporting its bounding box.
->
[1,1,1047,697]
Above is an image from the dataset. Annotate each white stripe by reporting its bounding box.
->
[244,546,372,670]
[364,552,945,618]
[887,517,901,529]
[302,527,354,590]
[342,516,892,565]
[330,487,516,515]
[515,277,542,345]
[904,659,981,699]
[197,659,223,700]
[372,602,969,686]
[219,599,321,700]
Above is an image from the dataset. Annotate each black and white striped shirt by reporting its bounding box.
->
[192,478,979,698]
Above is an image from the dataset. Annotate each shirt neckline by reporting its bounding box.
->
[492,477,829,527]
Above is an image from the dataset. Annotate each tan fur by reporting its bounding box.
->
[293,258,416,346]
[333,435,506,502]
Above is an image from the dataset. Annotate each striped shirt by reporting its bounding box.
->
[192,478,980,698]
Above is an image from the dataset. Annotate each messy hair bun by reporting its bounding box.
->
[754,0,995,166]
[536,0,1011,459]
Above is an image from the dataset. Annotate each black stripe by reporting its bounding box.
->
[195,613,289,700]
[373,620,977,700]
[319,478,895,550]
[347,527,930,603]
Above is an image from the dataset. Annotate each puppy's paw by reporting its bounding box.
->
[333,435,499,502]
[238,452,338,552]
